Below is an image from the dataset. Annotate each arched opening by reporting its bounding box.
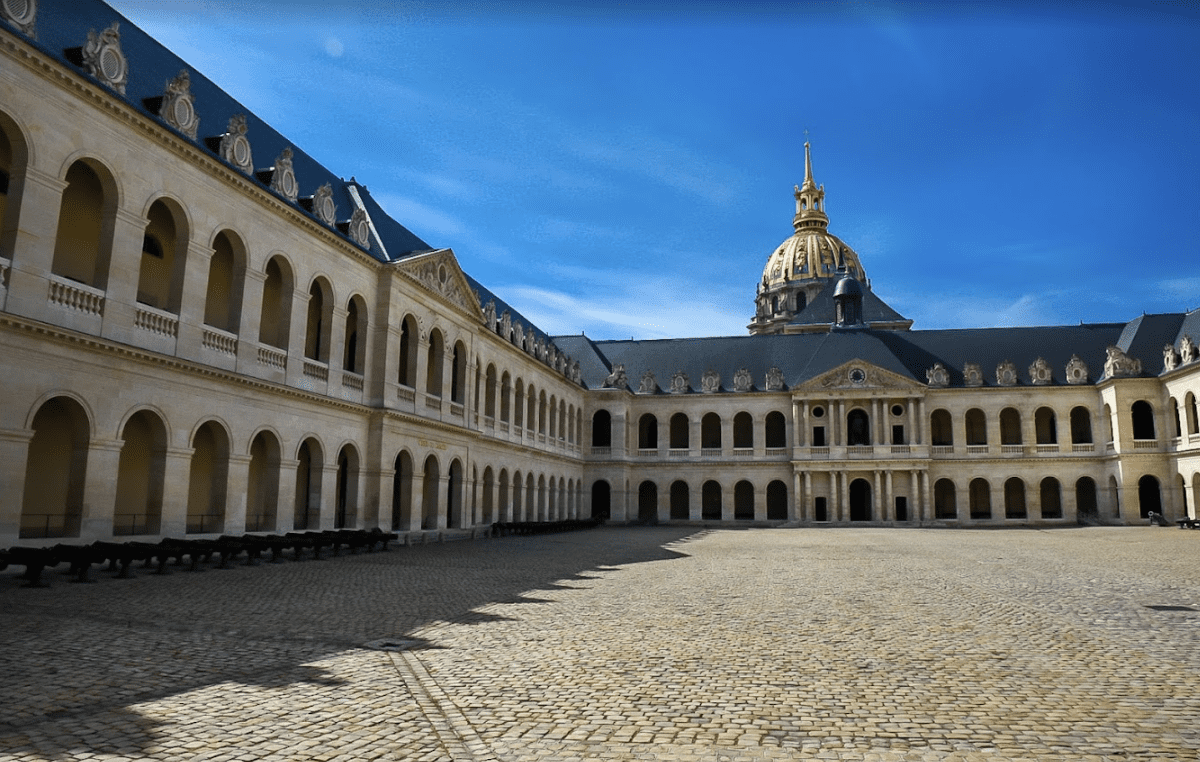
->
[482,467,495,524]
[591,480,610,520]
[1004,477,1026,519]
[398,315,418,387]
[499,371,511,422]
[512,470,524,521]
[527,387,538,436]
[136,199,187,313]
[767,480,788,520]
[258,256,293,350]
[525,473,535,520]
[965,408,987,446]
[558,400,567,442]
[114,410,167,535]
[1188,392,1199,435]
[734,480,755,520]
[702,481,722,520]
[246,430,281,532]
[1070,406,1093,444]
[846,409,870,446]
[1075,477,1098,523]
[537,390,547,434]
[849,478,871,521]
[52,159,114,288]
[669,412,689,449]
[1109,475,1121,519]
[969,478,991,520]
[304,279,332,362]
[670,480,689,520]
[549,394,558,440]
[536,474,547,521]
[294,438,322,530]
[0,116,26,261]
[187,421,230,534]
[203,231,245,334]
[934,478,957,520]
[765,411,787,448]
[931,409,953,446]
[1192,473,1200,519]
[638,413,658,449]
[701,413,722,449]
[999,408,1022,445]
[451,342,466,404]
[638,481,657,523]
[1034,407,1057,445]
[513,379,525,429]
[426,329,445,397]
[392,451,413,531]
[591,409,611,447]
[1171,398,1183,438]
[497,469,510,522]
[21,397,90,538]
[335,445,359,529]
[1040,477,1062,519]
[422,455,440,529]
[1137,474,1161,519]
[1179,475,1189,519]
[733,412,754,448]
[448,460,464,528]
[1131,401,1156,440]
[343,296,367,374]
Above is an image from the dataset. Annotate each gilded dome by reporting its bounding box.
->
[762,229,865,288]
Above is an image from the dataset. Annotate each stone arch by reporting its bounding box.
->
[398,314,419,387]
[1041,477,1062,519]
[638,480,658,523]
[765,411,787,448]
[591,409,611,447]
[204,229,247,334]
[304,275,335,362]
[701,412,722,449]
[187,420,231,534]
[537,390,548,435]
[1171,397,1183,438]
[1075,476,1098,523]
[1192,473,1200,520]
[294,437,324,530]
[422,454,441,529]
[246,429,282,532]
[1103,403,1114,443]
[426,328,445,397]
[259,254,294,350]
[591,479,610,520]
[52,157,119,288]
[451,341,467,404]
[767,480,788,520]
[931,408,954,446]
[136,196,190,314]
[669,412,689,449]
[513,378,525,428]
[497,468,510,522]
[638,413,658,449]
[670,480,689,520]
[21,396,92,538]
[1137,474,1161,519]
[1187,392,1199,436]
[0,108,32,261]
[343,294,368,374]
[448,459,464,528]
[1034,407,1057,445]
[482,466,495,524]
[969,478,991,520]
[849,478,871,521]
[1004,477,1027,519]
[483,366,496,419]
[702,480,722,520]
[934,478,957,520]
[1070,406,1093,444]
[526,384,538,435]
[846,408,870,446]
[549,393,558,440]
[335,443,360,529]
[1109,474,1121,519]
[1131,400,1156,440]
[115,408,169,535]
[537,474,547,522]
[511,469,524,521]
[999,408,1022,445]
[734,480,755,520]
[525,472,536,521]
[392,450,413,531]
[965,408,987,446]
[733,412,754,449]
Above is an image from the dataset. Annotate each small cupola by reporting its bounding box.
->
[832,268,865,329]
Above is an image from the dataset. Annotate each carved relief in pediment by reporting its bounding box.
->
[1065,355,1089,385]
[408,258,475,315]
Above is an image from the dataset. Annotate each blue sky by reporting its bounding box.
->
[107,1,1200,340]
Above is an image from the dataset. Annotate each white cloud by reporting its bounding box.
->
[324,37,344,58]
[1159,276,1200,302]
[372,194,468,239]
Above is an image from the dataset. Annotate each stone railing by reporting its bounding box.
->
[931,445,954,456]
[765,447,788,457]
[808,446,830,458]
[134,303,179,338]
[342,372,364,392]
[425,395,441,410]
[1001,444,1025,454]
[1132,439,1158,450]
[302,359,328,382]
[1071,443,1095,453]
[202,326,238,356]
[701,447,721,458]
[732,448,754,458]
[966,445,989,455]
[450,402,464,417]
[48,275,104,315]
[1035,444,1059,454]
[590,446,611,457]
[668,448,689,458]
[847,445,873,457]
[891,445,912,455]
[397,385,416,403]
[257,345,287,370]
[636,448,657,457]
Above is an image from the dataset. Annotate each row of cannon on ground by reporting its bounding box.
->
[0,528,400,587]
[489,517,605,536]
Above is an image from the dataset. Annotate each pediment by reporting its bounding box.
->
[393,248,482,319]
[795,360,923,392]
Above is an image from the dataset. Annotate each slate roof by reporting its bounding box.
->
[786,279,909,329]
[556,315,1187,391]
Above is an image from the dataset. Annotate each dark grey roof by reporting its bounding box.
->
[562,315,1185,391]
[787,280,909,329]
[1174,308,1200,348]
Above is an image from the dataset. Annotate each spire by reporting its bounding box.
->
[793,140,828,232]
[802,140,815,190]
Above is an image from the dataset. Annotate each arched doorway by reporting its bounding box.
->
[734,481,754,520]
[767,480,788,520]
[849,478,872,521]
[591,479,610,520]
[422,455,440,529]
[1138,474,1162,519]
[1075,477,1098,524]
[115,410,168,535]
[392,451,412,530]
[670,481,689,520]
[702,481,721,520]
[846,409,870,446]
[21,396,90,538]
[637,481,657,524]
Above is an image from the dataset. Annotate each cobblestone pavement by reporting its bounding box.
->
[2,527,1199,761]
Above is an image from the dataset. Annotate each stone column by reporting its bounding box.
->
[414,334,431,407]
[174,240,213,362]
[80,439,124,540]
[1,168,68,323]
[720,480,733,522]
[885,470,894,522]
[223,454,252,535]
[99,208,151,347]
[318,464,339,530]
[612,411,628,457]
[0,429,34,540]
[234,268,266,374]
[284,287,311,387]
[158,447,194,537]
[362,466,392,530]
[328,305,348,377]
[408,467,426,533]
[754,482,767,522]
[801,470,812,522]
[873,469,883,520]
[838,471,848,522]
[875,399,885,446]
[274,458,300,533]
[922,471,933,523]
[915,399,925,445]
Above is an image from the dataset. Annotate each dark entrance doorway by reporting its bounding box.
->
[591,480,610,520]
[1138,474,1162,519]
[638,481,657,523]
[849,478,872,521]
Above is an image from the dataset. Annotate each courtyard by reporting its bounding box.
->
[1,526,1198,762]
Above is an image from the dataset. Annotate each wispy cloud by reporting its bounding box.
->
[372,194,469,239]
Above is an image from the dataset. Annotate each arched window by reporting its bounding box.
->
[767,480,788,520]
[1069,406,1093,444]
[294,439,322,530]
[500,372,511,422]
[187,421,230,534]
[204,231,244,334]
[397,315,417,387]
[591,480,610,520]
[1137,474,1161,519]
[670,480,689,520]
[305,279,333,362]
[258,256,293,350]
[426,329,444,397]
[1131,400,1155,440]
[537,390,547,434]
[422,455,440,529]
[497,469,510,522]
[1171,397,1183,438]
[669,412,689,449]
[536,474,547,522]
[1034,407,1057,445]
[513,379,525,428]
[0,114,27,261]
[549,394,557,440]
[136,199,187,313]
[526,385,537,434]
[931,409,953,446]
[391,451,413,531]
[846,408,870,446]
[1188,392,1199,435]
[1040,477,1062,519]
[21,397,90,538]
[246,430,281,532]
[638,481,657,523]
[451,341,466,403]
[999,408,1022,445]
[335,445,359,529]
[592,410,611,447]
[115,410,168,535]
[1075,477,1098,522]
[52,160,115,288]
[343,296,367,374]
[701,413,722,449]
[481,467,495,524]
[934,478,957,520]
[734,481,755,520]
[447,460,464,528]
[1004,477,1026,519]
[965,408,987,446]
[702,481,722,520]
[733,412,754,449]
[638,413,658,449]
[765,411,787,448]
[969,478,991,520]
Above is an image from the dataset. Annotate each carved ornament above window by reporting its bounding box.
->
[147,70,200,140]
[1,0,37,39]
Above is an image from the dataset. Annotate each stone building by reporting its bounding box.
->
[1,0,1198,548]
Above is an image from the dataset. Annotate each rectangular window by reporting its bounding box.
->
[892,425,905,445]
[812,426,826,447]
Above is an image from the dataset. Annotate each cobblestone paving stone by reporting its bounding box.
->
[1,527,1199,761]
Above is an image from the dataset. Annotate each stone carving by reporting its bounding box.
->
[1164,344,1180,372]
[499,310,511,339]
[304,183,337,225]
[670,370,689,394]
[602,364,628,390]
[926,362,949,388]
[409,259,472,313]
[215,115,253,175]
[733,367,753,392]
[1028,357,1053,385]
[262,148,299,202]
[482,299,496,329]
[701,370,720,393]
[1,0,37,39]
[150,70,199,139]
[996,360,1018,387]
[1065,354,1089,385]
[1104,346,1142,378]
[963,362,983,387]
[765,366,785,391]
[638,370,657,394]
[80,22,127,94]
[1181,335,1198,364]
[513,322,525,349]
[346,208,371,249]
[570,361,582,385]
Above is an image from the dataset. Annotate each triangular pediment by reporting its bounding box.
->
[795,360,924,392]
[393,248,482,319]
